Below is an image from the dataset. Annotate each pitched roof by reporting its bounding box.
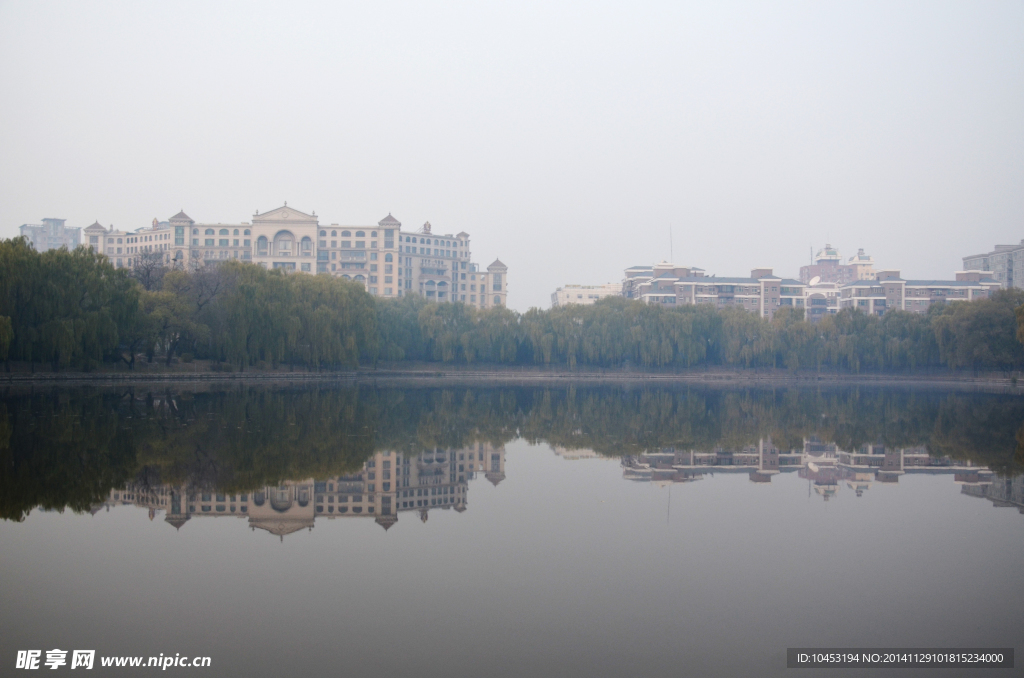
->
[488,258,506,269]
[170,210,193,222]
[378,213,401,227]
[84,221,106,231]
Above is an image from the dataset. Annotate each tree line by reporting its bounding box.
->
[3,237,1024,373]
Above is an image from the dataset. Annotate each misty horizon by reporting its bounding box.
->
[2,1,1021,311]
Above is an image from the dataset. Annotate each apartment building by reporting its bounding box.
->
[621,264,654,299]
[84,204,508,308]
[799,244,876,284]
[803,280,841,323]
[19,218,81,251]
[630,262,806,320]
[963,240,1024,289]
[551,283,622,308]
[838,270,1000,316]
[83,220,176,269]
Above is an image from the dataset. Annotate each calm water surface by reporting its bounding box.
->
[1,384,1021,677]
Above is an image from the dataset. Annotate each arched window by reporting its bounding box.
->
[233,229,239,235]
[355,231,365,237]
[300,236,312,255]
[274,230,293,255]
[257,236,268,255]
[192,228,198,235]
[341,231,351,237]
[205,228,215,235]
[342,274,351,280]
[219,229,229,236]
[320,230,326,237]
[244,229,250,236]
[371,231,377,237]
[355,275,365,282]
[384,253,392,262]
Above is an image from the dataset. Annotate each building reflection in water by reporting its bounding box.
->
[92,443,506,540]
[90,437,1022,537]
[621,437,1019,509]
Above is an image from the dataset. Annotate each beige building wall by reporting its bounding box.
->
[84,205,507,306]
[551,283,621,308]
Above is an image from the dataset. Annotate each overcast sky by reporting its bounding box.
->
[1,1,1021,310]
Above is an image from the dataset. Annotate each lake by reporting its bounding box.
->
[1,383,1021,677]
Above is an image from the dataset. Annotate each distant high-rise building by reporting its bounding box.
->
[19,218,81,251]
[962,240,1024,289]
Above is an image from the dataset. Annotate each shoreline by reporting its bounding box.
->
[0,364,1021,392]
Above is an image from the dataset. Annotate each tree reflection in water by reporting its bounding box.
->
[1,384,1022,524]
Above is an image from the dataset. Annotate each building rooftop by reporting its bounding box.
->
[378,213,401,227]
[671,276,803,285]
[842,279,995,288]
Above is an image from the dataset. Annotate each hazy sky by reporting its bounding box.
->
[1,1,1021,310]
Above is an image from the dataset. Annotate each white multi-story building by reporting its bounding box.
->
[963,240,1024,289]
[624,261,806,320]
[551,283,622,308]
[838,270,1001,316]
[84,205,509,308]
[19,218,81,251]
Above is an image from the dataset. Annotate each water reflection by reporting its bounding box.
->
[622,439,1021,510]
[3,383,1023,525]
[84,432,1024,541]
[92,444,506,538]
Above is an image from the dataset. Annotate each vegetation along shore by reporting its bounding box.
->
[2,237,1024,377]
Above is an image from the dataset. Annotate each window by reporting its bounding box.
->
[385,253,392,262]
[205,239,215,246]
[219,229,228,236]
[341,230,351,237]
[356,231,365,237]
[244,229,250,236]
[205,229,214,235]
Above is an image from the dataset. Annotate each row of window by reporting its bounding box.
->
[194,228,252,236]
[320,230,379,238]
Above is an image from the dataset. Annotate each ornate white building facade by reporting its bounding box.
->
[82,204,509,309]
